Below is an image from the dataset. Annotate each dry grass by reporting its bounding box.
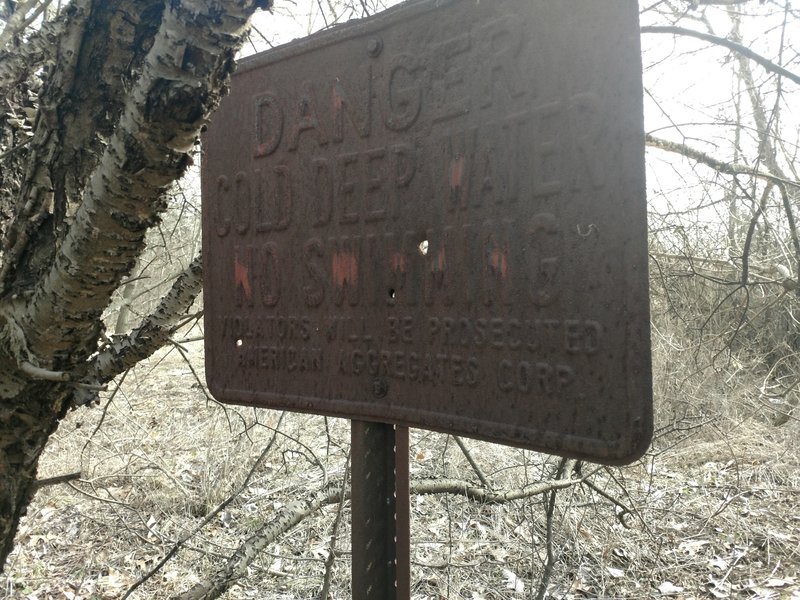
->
[2,331,800,599]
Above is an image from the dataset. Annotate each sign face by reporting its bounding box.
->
[202,0,652,464]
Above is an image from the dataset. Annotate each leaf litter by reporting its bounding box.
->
[1,343,799,599]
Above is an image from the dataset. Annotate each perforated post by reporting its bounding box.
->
[351,421,410,600]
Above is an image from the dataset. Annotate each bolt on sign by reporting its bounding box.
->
[202,0,652,464]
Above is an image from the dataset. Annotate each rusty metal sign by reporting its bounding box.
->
[202,0,652,464]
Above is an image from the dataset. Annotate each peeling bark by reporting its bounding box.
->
[0,0,270,570]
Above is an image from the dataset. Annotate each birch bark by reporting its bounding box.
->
[0,0,268,568]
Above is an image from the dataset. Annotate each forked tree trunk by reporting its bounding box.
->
[0,0,268,569]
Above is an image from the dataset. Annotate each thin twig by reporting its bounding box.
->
[452,435,490,488]
[580,478,635,529]
[412,476,584,504]
[122,412,287,600]
[741,183,773,284]
[779,185,800,285]
[0,136,32,160]
[318,451,350,600]
[535,458,568,600]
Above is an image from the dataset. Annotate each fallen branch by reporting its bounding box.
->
[175,485,344,600]
[412,477,584,504]
[172,475,586,600]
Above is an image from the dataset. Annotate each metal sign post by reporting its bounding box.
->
[351,422,410,599]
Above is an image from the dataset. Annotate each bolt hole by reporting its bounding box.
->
[236,339,243,347]
[388,288,396,299]
[418,240,429,256]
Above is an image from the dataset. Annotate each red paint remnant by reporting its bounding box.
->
[390,251,408,273]
[430,247,446,273]
[332,81,344,111]
[490,247,508,277]
[234,255,252,300]
[450,156,465,190]
[332,251,358,287]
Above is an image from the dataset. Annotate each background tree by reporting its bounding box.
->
[643,0,800,420]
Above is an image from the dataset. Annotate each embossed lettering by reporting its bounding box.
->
[531,102,563,197]
[288,80,328,151]
[570,93,607,191]
[215,175,231,237]
[528,213,561,307]
[310,158,333,227]
[254,165,293,232]
[338,152,360,224]
[234,171,251,235]
[232,244,281,307]
[385,55,423,131]
[364,148,386,222]
[432,32,471,122]
[476,17,525,109]
[332,66,372,143]
[302,238,325,307]
[498,360,575,395]
[423,226,455,306]
[254,92,284,157]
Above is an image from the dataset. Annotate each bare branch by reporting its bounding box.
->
[452,435,490,488]
[0,0,271,568]
[641,25,800,86]
[779,185,800,280]
[741,184,772,284]
[319,451,350,600]
[92,255,202,382]
[646,134,800,189]
[535,458,568,600]
[0,0,51,50]
[0,138,31,161]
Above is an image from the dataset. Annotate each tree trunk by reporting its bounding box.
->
[0,378,69,566]
[0,0,269,570]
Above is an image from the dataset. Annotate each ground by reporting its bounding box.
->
[1,340,799,599]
